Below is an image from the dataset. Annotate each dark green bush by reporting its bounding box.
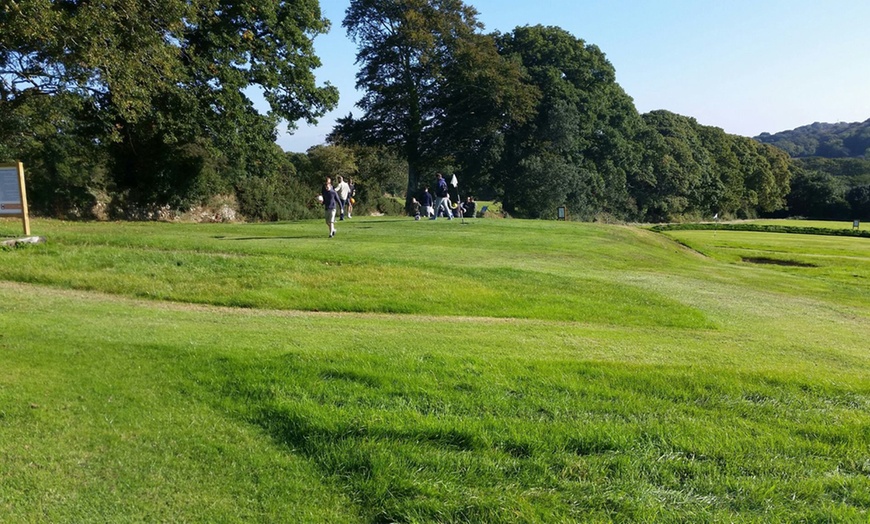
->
[235,175,318,221]
[372,195,405,216]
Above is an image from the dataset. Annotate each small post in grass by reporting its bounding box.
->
[0,162,31,236]
[853,219,860,230]
[557,206,566,221]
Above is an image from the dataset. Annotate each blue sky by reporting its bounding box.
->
[277,0,870,152]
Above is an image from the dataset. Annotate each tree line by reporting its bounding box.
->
[756,122,870,220]
[1,0,805,222]
[330,1,793,221]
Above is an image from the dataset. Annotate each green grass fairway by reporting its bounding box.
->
[2,217,869,522]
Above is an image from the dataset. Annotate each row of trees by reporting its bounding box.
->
[3,0,802,222]
[333,1,793,221]
[785,158,870,220]
[756,123,870,220]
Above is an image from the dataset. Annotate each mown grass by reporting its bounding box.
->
[661,227,870,311]
[0,219,710,326]
[753,219,863,230]
[1,217,869,522]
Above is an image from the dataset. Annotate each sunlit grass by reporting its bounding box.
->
[752,218,863,230]
[0,219,711,325]
[1,217,869,522]
[661,227,870,312]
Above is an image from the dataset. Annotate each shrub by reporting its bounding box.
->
[235,175,318,221]
[370,195,404,216]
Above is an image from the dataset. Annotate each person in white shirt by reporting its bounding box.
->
[334,176,351,220]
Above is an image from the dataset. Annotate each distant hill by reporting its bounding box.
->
[754,120,870,221]
[755,119,870,158]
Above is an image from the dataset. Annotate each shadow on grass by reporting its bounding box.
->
[189,351,870,523]
[742,256,817,267]
[257,405,482,455]
[212,235,312,241]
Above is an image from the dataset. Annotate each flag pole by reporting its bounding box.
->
[450,174,464,224]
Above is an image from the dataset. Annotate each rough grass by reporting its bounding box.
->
[1,217,869,522]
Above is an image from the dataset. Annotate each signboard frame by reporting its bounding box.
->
[0,162,30,236]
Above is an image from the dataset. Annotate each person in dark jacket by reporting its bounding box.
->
[321,178,340,238]
[422,187,434,218]
[461,196,476,218]
[433,173,452,220]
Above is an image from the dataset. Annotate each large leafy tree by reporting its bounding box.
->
[434,31,538,196]
[1,0,188,214]
[634,111,706,221]
[340,0,472,207]
[338,0,534,209]
[695,124,743,215]
[1,0,338,213]
[1,0,188,123]
[638,110,730,220]
[492,25,644,219]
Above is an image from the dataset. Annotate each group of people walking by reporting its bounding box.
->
[321,172,476,237]
[416,173,475,220]
[320,176,354,238]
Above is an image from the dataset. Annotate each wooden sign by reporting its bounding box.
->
[0,162,30,236]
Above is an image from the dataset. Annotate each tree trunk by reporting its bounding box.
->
[406,163,420,212]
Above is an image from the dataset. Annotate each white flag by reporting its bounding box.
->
[450,174,458,187]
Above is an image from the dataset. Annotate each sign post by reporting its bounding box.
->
[0,162,30,236]
[557,206,566,221]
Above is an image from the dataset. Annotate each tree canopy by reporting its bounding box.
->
[2,0,822,222]
[1,0,337,216]
[336,17,794,221]
[335,0,535,210]
[491,25,644,219]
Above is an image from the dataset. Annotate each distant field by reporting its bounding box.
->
[1,217,868,522]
